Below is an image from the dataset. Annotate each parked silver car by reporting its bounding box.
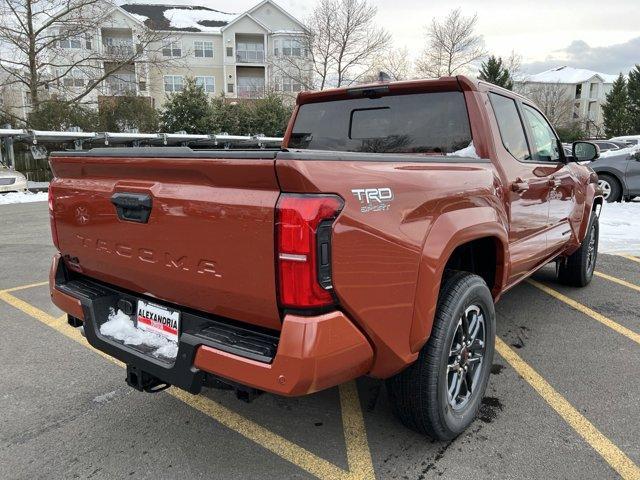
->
[0,168,28,193]
[588,145,640,202]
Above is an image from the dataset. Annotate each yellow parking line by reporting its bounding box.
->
[0,286,374,480]
[496,338,640,480]
[595,271,640,293]
[619,254,640,265]
[340,381,375,480]
[527,280,640,345]
[0,281,49,294]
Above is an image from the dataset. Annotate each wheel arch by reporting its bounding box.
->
[409,207,508,353]
[594,168,627,197]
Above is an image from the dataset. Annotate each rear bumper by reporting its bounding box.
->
[49,254,373,396]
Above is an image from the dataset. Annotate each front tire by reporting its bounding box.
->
[386,271,496,440]
[557,212,599,287]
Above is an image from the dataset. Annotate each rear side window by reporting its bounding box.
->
[489,93,531,161]
[288,92,472,154]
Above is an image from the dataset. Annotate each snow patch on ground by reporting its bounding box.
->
[598,201,640,254]
[100,309,178,360]
[0,191,48,205]
[93,390,118,404]
[447,141,480,159]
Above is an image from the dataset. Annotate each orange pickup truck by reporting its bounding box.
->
[48,76,602,439]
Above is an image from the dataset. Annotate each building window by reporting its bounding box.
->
[278,38,304,57]
[575,84,582,99]
[195,76,215,93]
[227,83,234,93]
[194,41,214,58]
[59,34,82,49]
[162,41,182,57]
[60,68,87,87]
[236,42,264,63]
[589,83,598,98]
[226,46,233,57]
[588,101,597,120]
[274,75,302,93]
[164,75,184,92]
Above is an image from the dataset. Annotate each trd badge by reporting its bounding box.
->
[351,187,394,213]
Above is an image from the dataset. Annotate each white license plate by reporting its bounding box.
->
[136,300,180,342]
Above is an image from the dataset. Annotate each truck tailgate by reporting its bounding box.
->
[50,151,282,331]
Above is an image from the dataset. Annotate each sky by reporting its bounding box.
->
[231,0,640,75]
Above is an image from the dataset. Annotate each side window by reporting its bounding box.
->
[522,104,561,162]
[488,93,531,161]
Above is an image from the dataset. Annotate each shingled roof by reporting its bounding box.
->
[120,4,238,32]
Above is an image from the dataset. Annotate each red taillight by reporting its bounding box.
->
[276,194,343,309]
[48,183,60,250]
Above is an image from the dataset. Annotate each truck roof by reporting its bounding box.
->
[296,75,527,105]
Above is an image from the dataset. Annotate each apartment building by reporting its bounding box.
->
[515,66,617,136]
[39,0,310,112]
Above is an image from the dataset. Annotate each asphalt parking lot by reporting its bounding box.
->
[1,202,639,480]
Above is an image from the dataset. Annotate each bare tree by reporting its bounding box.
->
[516,83,575,127]
[0,0,176,124]
[271,0,390,91]
[331,0,390,86]
[415,8,486,78]
[505,50,522,80]
[360,47,413,83]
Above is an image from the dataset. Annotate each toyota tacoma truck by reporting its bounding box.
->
[48,76,602,440]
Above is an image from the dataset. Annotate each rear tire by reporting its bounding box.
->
[386,271,495,440]
[597,174,621,203]
[557,212,599,287]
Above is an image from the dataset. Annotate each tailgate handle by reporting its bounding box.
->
[111,192,153,223]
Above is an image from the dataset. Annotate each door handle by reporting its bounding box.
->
[511,179,529,193]
[547,177,561,188]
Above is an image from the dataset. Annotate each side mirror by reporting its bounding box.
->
[572,141,600,162]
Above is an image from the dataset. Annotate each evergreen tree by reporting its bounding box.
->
[627,64,640,133]
[160,78,213,133]
[98,95,159,133]
[478,55,513,90]
[208,95,293,136]
[247,95,293,136]
[27,100,98,131]
[602,73,631,137]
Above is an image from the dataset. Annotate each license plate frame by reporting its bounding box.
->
[136,300,180,342]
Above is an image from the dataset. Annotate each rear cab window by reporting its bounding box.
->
[488,92,531,161]
[288,92,472,155]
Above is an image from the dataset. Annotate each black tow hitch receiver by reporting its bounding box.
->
[126,364,170,393]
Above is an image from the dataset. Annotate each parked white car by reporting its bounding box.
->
[0,168,28,193]
[609,135,640,146]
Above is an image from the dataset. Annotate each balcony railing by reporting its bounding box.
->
[237,84,265,99]
[236,50,265,63]
[104,74,137,96]
[103,41,134,56]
